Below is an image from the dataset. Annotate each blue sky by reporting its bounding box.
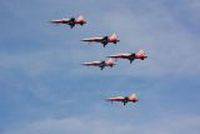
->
[0,0,200,133]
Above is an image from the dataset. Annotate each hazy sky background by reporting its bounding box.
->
[0,0,200,134]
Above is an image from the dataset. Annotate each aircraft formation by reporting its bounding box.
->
[50,15,148,106]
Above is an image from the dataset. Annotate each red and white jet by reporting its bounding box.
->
[81,33,120,47]
[106,93,139,106]
[50,15,87,28]
[82,58,116,70]
[107,50,147,63]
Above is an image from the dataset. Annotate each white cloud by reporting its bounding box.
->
[3,114,200,134]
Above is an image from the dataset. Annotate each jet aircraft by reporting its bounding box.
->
[82,58,116,70]
[81,33,120,47]
[50,15,87,28]
[107,50,147,63]
[106,93,139,106]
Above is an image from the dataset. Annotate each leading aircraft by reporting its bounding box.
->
[50,15,87,28]
[107,50,147,63]
[81,58,116,70]
[81,33,120,47]
[106,93,139,106]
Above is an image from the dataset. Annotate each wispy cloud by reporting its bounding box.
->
[3,114,200,134]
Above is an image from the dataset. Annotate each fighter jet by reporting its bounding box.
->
[106,93,139,106]
[50,15,87,28]
[81,33,120,47]
[107,50,147,63]
[82,58,116,70]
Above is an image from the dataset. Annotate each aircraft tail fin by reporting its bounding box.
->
[109,33,119,41]
[129,93,138,101]
[130,93,136,96]
[137,50,145,56]
[77,15,85,20]
[76,15,86,24]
